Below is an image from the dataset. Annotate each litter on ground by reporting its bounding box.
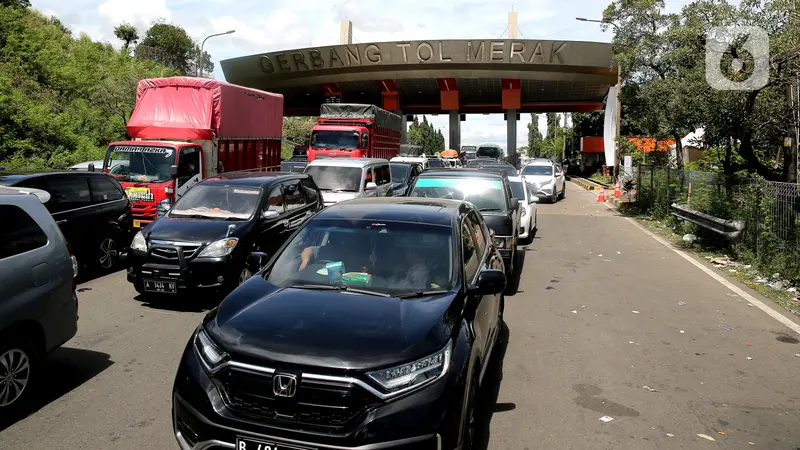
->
[678,301,686,306]
[632,310,640,314]
[697,434,716,441]
[599,415,614,423]
[666,433,674,438]
[719,324,734,331]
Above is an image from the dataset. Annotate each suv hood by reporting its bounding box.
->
[320,190,360,205]
[206,276,456,370]
[146,217,250,243]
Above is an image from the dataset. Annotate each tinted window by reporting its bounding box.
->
[284,180,307,211]
[375,165,391,185]
[390,164,410,183]
[90,176,124,203]
[265,185,285,213]
[428,159,444,168]
[178,147,201,187]
[43,176,92,213]
[508,181,525,199]
[461,221,480,281]
[522,165,553,176]
[300,178,320,204]
[0,205,48,259]
[467,212,488,258]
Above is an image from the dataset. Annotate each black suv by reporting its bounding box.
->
[408,168,521,273]
[127,172,323,296]
[0,171,133,271]
[172,197,506,450]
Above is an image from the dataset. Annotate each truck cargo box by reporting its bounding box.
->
[320,103,403,131]
[127,77,283,140]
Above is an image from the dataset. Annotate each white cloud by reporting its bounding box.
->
[30,0,695,150]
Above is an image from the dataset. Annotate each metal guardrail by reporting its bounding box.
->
[670,203,746,242]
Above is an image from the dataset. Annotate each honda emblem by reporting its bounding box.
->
[272,374,298,398]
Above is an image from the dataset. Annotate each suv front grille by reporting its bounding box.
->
[149,243,201,261]
[214,367,379,434]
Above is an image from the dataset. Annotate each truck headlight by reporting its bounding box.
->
[194,328,228,370]
[366,341,451,395]
[130,231,147,252]
[197,238,238,258]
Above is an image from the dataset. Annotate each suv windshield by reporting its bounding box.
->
[168,185,261,220]
[390,164,410,183]
[266,219,455,296]
[305,166,361,192]
[522,165,553,176]
[310,130,360,150]
[105,145,176,182]
[410,177,507,212]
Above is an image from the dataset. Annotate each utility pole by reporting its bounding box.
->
[790,78,799,183]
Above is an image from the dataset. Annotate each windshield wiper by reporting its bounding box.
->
[169,214,211,220]
[396,290,449,299]
[478,208,504,212]
[287,284,390,297]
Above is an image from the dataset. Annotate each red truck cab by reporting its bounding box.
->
[306,104,402,162]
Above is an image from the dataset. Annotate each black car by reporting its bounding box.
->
[408,168,521,273]
[0,171,133,271]
[389,162,423,196]
[127,172,323,296]
[172,197,506,450]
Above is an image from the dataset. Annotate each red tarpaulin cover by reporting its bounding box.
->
[127,77,283,141]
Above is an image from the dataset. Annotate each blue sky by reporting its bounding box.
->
[30,0,695,150]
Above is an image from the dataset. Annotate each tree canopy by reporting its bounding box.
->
[408,116,445,154]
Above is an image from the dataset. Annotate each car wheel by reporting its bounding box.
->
[551,189,558,203]
[559,183,566,199]
[238,267,253,285]
[461,374,479,450]
[0,336,37,413]
[97,237,119,270]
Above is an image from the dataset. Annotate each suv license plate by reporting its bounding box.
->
[235,438,313,450]
[143,280,176,293]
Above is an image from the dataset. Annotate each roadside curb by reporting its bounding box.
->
[570,177,605,191]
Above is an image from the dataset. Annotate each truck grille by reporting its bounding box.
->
[214,367,379,434]
[150,243,201,261]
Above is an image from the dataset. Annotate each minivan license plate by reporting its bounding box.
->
[235,437,313,450]
[143,280,176,293]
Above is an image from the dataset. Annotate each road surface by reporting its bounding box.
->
[1,182,798,450]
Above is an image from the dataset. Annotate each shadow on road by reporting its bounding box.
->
[75,253,128,285]
[473,322,512,450]
[134,293,221,313]
[504,248,526,296]
[0,347,113,432]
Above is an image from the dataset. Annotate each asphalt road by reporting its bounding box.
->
[1,182,799,450]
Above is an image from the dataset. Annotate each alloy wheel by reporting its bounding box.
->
[238,268,253,285]
[98,238,118,269]
[0,348,31,407]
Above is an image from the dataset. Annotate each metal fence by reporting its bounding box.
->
[630,165,800,280]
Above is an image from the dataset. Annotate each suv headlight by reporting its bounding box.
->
[197,238,238,258]
[130,231,147,252]
[194,327,228,370]
[366,341,451,395]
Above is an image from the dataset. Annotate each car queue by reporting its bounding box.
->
[0,153,565,450]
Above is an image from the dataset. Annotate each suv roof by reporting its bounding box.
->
[204,172,311,187]
[0,186,51,203]
[306,158,390,168]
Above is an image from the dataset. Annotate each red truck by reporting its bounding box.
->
[101,77,283,229]
[306,104,403,161]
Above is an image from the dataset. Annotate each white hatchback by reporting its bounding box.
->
[507,176,538,245]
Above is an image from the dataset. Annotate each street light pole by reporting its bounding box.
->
[198,30,235,78]
[576,17,622,181]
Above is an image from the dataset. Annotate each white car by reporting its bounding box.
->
[508,176,538,245]
[520,160,566,203]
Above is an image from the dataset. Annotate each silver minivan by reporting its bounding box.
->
[303,158,393,207]
[0,186,79,413]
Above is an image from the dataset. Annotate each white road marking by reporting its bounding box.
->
[573,181,800,336]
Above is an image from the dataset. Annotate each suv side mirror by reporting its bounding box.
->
[365,181,378,191]
[88,163,96,172]
[509,198,520,211]
[530,196,539,203]
[468,269,506,296]
[170,165,179,179]
[262,210,280,220]
[246,252,270,274]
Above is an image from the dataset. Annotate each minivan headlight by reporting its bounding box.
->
[197,238,238,258]
[366,341,451,394]
[130,231,147,252]
[194,328,228,370]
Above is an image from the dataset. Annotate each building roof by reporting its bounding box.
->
[221,39,618,115]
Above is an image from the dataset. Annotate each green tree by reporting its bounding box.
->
[526,114,544,157]
[572,112,604,137]
[408,116,444,154]
[114,22,139,51]
[0,0,30,8]
[281,117,316,159]
[545,112,560,139]
[138,20,196,75]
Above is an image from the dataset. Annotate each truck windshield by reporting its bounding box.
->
[305,166,362,192]
[310,130,360,150]
[105,145,175,182]
[169,185,261,220]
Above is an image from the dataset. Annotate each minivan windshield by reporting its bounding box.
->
[305,166,361,192]
[310,130,360,150]
[409,177,507,212]
[168,185,261,220]
[266,219,455,296]
[522,165,554,176]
